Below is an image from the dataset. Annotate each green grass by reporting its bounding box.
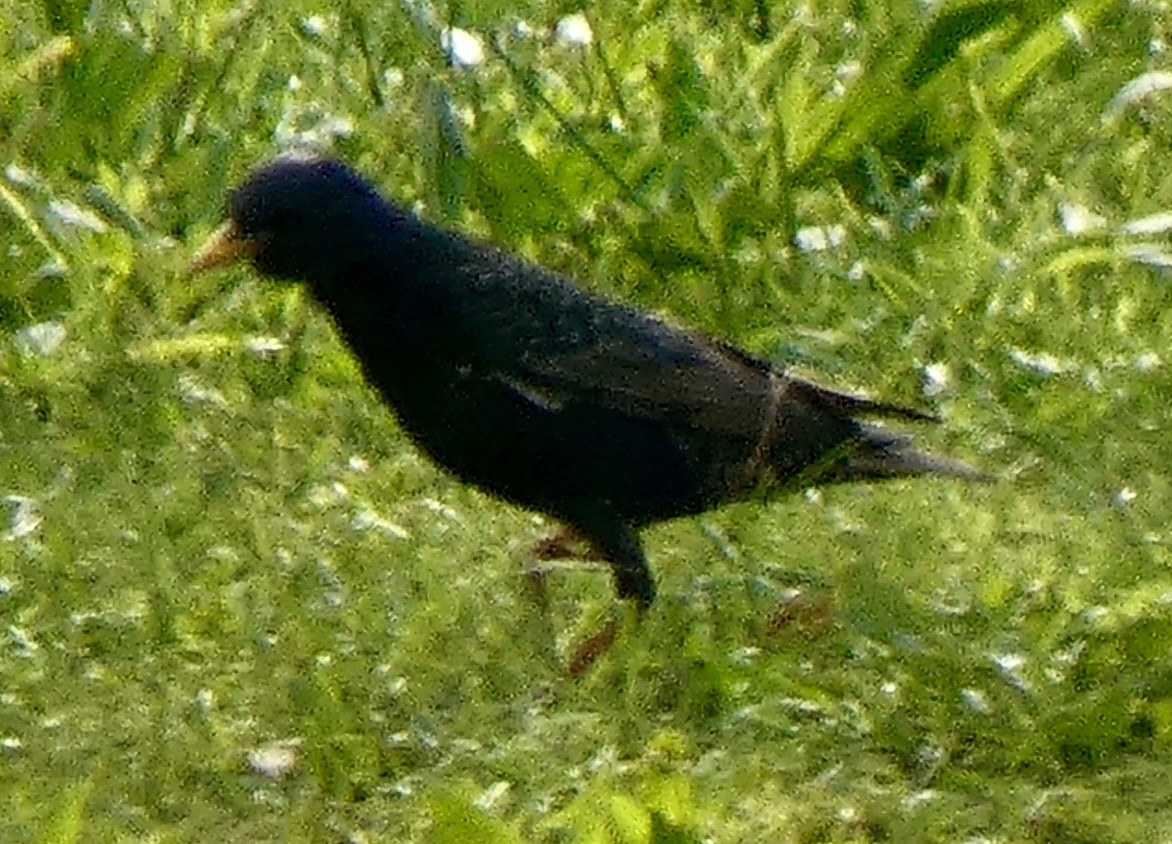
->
[2,0,1172,840]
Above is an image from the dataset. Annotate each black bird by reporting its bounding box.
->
[191,154,980,623]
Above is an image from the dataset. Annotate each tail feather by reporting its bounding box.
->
[832,424,991,483]
[770,377,989,486]
[792,379,938,424]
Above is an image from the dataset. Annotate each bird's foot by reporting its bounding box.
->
[566,615,621,679]
[524,527,606,602]
[767,588,837,640]
[531,526,602,562]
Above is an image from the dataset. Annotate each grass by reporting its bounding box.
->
[2,0,1172,840]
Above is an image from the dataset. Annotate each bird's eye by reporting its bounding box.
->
[268,209,308,234]
[236,208,303,239]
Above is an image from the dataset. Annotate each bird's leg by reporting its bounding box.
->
[524,525,607,604]
[531,525,599,561]
[563,513,654,678]
[517,527,588,672]
[566,615,621,678]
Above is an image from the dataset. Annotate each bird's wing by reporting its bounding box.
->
[439,245,780,441]
[504,309,779,442]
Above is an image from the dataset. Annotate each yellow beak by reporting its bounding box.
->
[187,220,258,275]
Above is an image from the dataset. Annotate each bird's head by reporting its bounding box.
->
[189,154,398,283]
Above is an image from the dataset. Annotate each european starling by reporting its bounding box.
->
[190,154,981,616]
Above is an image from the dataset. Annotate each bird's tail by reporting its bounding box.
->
[770,379,989,487]
[827,424,989,483]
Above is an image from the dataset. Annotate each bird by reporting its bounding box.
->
[190,154,982,662]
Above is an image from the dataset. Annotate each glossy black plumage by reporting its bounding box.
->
[192,154,980,610]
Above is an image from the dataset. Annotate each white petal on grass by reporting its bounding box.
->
[961,688,992,714]
[555,13,593,46]
[1118,210,1172,236]
[274,109,355,152]
[451,738,483,755]
[698,521,738,560]
[34,260,68,280]
[4,496,41,540]
[836,60,862,82]
[207,546,240,564]
[351,507,411,539]
[320,115,354,139]
[1053,640,1086,668]
[178,374,229,407]
[14,321,65,356]
[301,15,328,37]
[245,336,285,356]
[729,647,761,666]
[1009,348,1068,376]
[990,651,1033,694]
[1059,202,1106,235]
[922,362,951,397]
[417,729,440,750]
[795,227,827,252]
[777,697,826,718]
[902,789,939,810]
[421,497,465,525]
[1060,12,1088,49]
[1114,487,1137,506]
[441,27,484,67]
[8,625,38,654]
[5,164,38,188]
[1102,70,1172,123]
[248,739,302,780]
[83,664,106,681]
[307,482,349,507]
[1119,243,1172,271]
[387,731,411,748]
[1083,605,1108,623]
[916,743,946,776]
[474,781,512,811]
[867,215,893,239]
[794,224,845,253]
[1134,352,1160,372]
[48,199,107,233]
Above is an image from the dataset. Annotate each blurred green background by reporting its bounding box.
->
[2,0,1171,840]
